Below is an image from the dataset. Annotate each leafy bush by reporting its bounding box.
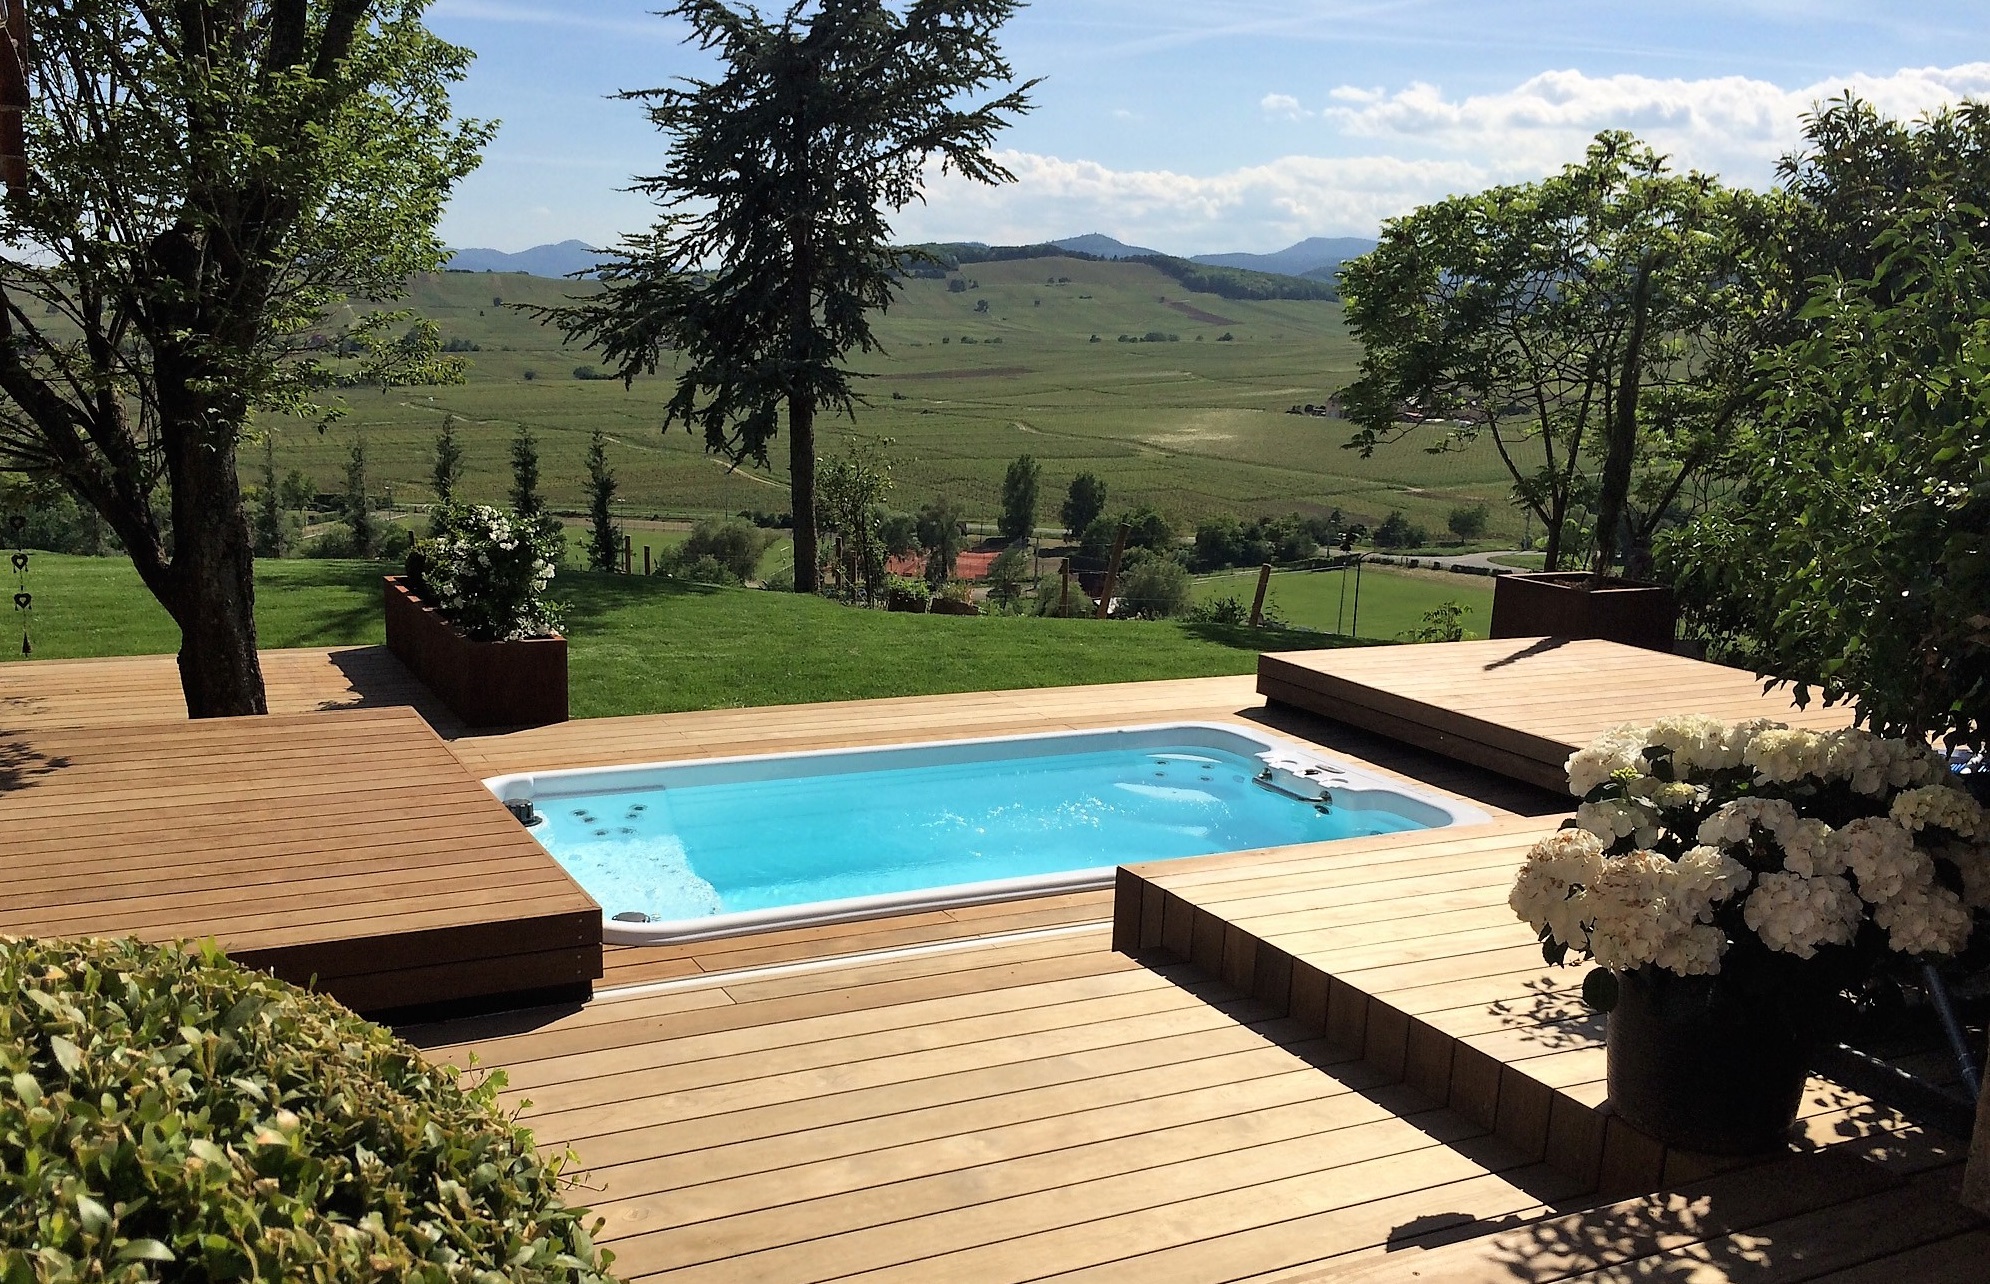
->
[1403,600,1472,642]
[1077,507,1174,569]
[0,935,612,1282]
[1114,552,1192,619]
[884,574,930,610]
[1446,503,1490,540]
[414,504,565,641]
[1372,509,1429,549]
[934,579,976,606]
[673,518,773,583]
[304,524,413,563]
[1187,594,1249,626]
[1034,572,1094,617]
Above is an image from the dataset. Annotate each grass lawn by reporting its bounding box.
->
[7,554,1346,717]
[1193,564,1496,641]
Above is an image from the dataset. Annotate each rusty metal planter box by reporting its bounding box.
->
[1489,572,1679,652]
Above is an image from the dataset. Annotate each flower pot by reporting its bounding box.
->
[886,594,929,613]
[383,576,568,729]
[1605,968,1810,1155]
[1489,572,1678,651]
[930,598,979,616]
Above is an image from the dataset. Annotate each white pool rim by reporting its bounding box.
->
[484,721,1493,945]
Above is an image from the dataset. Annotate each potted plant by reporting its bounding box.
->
[1511,715,1987,1153]
[883,573,930,613]
[930,580,980,616]
[1489,571,1678,650]
[385,504,569,727]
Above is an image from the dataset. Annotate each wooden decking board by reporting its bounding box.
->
[0,705,597,1013]
[1117,819,1966,1229]
[1260,638,1856,792]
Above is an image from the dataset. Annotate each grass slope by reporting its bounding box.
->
[8,554,1350,717]
[1193,565,1495,641]
[269,260,1522,538]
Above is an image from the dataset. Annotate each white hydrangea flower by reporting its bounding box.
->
[1566,725,1650,798]
[1940,840,1990,911]
[1831,816,1933,904]
[1509,829,1606,947]
[1743,728,1828,785]
[1575,797,1658,845]
[1872,882,1972,956]
[1647,714,1744,772]
[1671,846,1753,924]
[1654,923,1728,975]
[1889,784,1983,840]
[1585,850,1675,970]
[1742,872,1863,958]
[1650,781,1704,812]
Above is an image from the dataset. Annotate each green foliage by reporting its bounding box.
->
[1034,570,1093,617]
[1186,593,1249,626]
[416,505,565,641]
[341,439,377,559]
[1130,254,1341,302]
[1078,507,1174,568]
[541,0,1034,594]
[1446,503,1489,540]
[0,0,490,712]
[878,512,921,559]
[999,453,1041,541]
[1191,511,1334,571]
[585,430,621,573]
[673,517,775,583]
[278,470,317,513]
[1340,132,1764,572]
[430,415,464,507]
[1060,472,1107,537]
[1403,600,1472,643]
[1114,551,1192,619]
[916,496,965,585]
[1660,137,1990,742]
[509,424,544,517]
[1372,510,1430,549]
[884,573,931,610]
[0,935,611,1282]
[0,475,114,556]
[816,439,895,602]
[251,438,291,559]
[984,544,1031,606]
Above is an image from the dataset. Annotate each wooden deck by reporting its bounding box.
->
[1112,821,1980,1277]
[0,706,598,1015]
[405,885,1977,1283]
[1260,638,1856,792]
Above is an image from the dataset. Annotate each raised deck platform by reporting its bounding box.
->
[1111,820,1965,1202]
[1259,638,1855,791]
[0,706,599,1015]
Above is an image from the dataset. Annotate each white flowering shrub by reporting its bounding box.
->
[414,504,566,642]
[1512,717,1988,1004]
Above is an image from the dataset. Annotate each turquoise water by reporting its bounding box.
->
[528,743,1427,924]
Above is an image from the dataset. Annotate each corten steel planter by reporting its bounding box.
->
[929,598,980,616]
[1489,571,1679,651]
[383,576,568,729]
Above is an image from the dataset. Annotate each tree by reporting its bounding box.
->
[1659,103,1990,744]
[279,469,317,513]
[999,453,1040,541]
[983,543,1029,607]
[509,424,543,516]
[916,495,964,585]
[342,438,377,559]
[0,1,488,716]
[543,0,1033,594]
[252,437,289,558]
[585,430,620,572]
[1061,471,1106,537]
[816,437,894,602]
[1339,133,1763,573]
[432,414,465,507]
[1446,503,1489,540]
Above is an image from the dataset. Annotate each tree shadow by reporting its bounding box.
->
[0,734,69,793]
[553,571,726,632]
[1175,621,1374,653]
[1482,636,1575,670]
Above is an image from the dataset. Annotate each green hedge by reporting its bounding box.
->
[0,936,615,1282]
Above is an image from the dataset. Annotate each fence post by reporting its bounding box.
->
[1059,558,1072,617]
[643,545,651,576]
[622,534,632,575]
[1249,562,1273,627]
[1095,524,1129,620]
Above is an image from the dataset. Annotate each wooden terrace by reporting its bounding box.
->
[3,638,1984,1278]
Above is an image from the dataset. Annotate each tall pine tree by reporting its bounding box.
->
[585,430,621,572]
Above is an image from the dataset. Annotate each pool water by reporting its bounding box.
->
[525,743,1426,925]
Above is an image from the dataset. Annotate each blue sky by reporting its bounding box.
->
[427,0,1989,256]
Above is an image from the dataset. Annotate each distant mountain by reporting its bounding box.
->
[1049,233,1165,260]
[1190,236,1377,279]
[445,239,605,278]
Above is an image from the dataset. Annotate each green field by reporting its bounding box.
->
[262,259,1523,539]
[1194,565,1495,641]
[7,553,1371,716]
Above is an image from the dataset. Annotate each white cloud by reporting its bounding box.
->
[1319,62,1990,182]
[1259,93,1307,120]
[900,150,1486,254]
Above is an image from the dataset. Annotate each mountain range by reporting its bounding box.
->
[446,233,1379,282]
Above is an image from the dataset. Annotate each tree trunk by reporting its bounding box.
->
[789,396,818,594]
[1593,263,1656,580]
[164,430,268,717]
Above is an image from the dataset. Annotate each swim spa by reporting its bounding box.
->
[485,722,1490,944]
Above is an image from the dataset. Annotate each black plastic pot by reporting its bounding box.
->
[1605,967,1812,1155]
